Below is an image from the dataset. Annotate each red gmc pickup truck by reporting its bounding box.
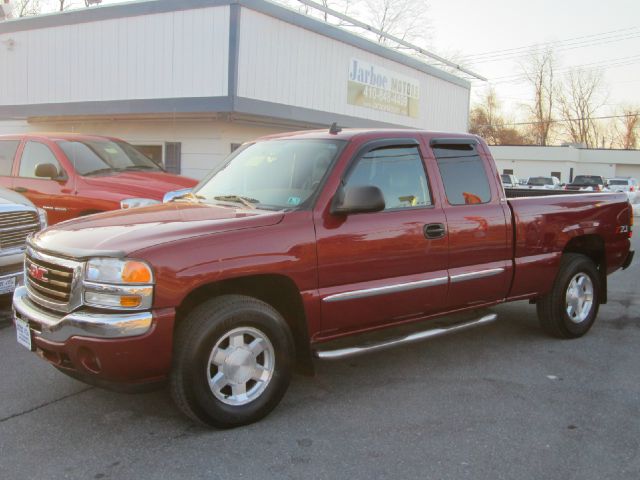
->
[13,129,634,428]
[0,133,197,224]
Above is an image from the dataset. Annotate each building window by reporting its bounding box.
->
[551,171,561,181]
[134,145,163,166]
[503,169,514,175]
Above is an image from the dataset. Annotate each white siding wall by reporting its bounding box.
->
[237,9,469,131]
[491,145,638,181]
[0,118,285,180]
[0,6,230,106]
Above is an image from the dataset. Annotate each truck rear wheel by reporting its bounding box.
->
[170,295,294,428]
[536,253,601,338]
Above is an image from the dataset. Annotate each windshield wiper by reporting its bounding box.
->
[213,195,259,209]
[83,167,115,176]
[122,165,159,171]
[172,192,206,203]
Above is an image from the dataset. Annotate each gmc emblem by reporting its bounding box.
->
[28,264,48,282]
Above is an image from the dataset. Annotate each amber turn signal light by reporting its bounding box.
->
[121,261,152,283]
[119,295,142,308]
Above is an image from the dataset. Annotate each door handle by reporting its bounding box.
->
[12,186,28,193]
[424,223,446,239]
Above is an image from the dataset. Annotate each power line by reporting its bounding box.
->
[482,54,640,83]
[465,32,640,65]
[477,113,639,128]
[463,26,640,62]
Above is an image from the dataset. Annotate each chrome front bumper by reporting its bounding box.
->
[13,286,153,343]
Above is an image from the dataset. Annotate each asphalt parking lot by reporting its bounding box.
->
[0,235,638,480]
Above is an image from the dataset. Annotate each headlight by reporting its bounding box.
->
[120,198,160,209]
[37,208,47,229]
[84,258,154,310]
[86,258,153,284]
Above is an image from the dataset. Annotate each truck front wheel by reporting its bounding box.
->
[536,253,601,339]
[170,295,294,428]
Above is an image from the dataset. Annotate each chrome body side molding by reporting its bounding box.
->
[322,276,448,303]
[449,268,504,284]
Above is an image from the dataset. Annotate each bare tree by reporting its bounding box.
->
[523,48,555,146]
[12,0,41,17]
[556,69,606,148]
[55,0,70,11]
[469,87,527,145]
[276,0,352,21]
[615,107,640,149]
[358,0,430,47]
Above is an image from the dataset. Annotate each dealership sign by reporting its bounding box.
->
[347,59,420,118]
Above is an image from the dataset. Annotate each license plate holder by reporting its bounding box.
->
[15,318,33,351]
[0,276,16,295]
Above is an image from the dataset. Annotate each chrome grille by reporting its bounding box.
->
[25,254,74,304]
[0,210,39,250]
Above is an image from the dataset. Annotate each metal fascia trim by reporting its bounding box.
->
[323,276,448,303]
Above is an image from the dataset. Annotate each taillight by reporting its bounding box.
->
[631,186,635,192]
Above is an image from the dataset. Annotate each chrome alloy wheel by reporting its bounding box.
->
[565,273,594,324]
[206,327,275,406]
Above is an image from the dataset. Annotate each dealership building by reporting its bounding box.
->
[0,0,471,179]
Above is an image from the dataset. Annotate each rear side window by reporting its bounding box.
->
[19,142,62,178]
[0,140,19,176]
[432,143,491,205]
[345,145,432,210]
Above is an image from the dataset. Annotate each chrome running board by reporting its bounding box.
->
[314,313,497,360]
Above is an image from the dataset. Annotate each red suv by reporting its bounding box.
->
[0,133,198,224]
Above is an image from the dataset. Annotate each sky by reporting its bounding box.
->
[427,0,640,120]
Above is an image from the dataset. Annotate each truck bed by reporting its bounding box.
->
[505,191,632,299]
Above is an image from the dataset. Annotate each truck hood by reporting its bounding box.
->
[81,171,198,200]
[31,202,284,258]
[0,186,35,208]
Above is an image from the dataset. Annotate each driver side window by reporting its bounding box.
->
[344,145,432,210]
[19,142,62,179]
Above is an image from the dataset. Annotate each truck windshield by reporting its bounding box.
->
[528,177,552,186]
[572,176,603,185]
[608,180,628,185]
[58,140,162,176]
[195,139,343,210]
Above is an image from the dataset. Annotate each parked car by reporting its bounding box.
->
[0,186,46,296]
[13,129,634,428]
[0,133,198,224]
[526,176,561,189]
[565,175,607,192]
[606,177,638,193]
[500,173,519,188]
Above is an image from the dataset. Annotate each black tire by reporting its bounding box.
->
[536,253,601,339]
[170,295,294,428]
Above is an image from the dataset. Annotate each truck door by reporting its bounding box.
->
[14,141,77,224]
[315,139,448,337]
[429,138,511,309]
